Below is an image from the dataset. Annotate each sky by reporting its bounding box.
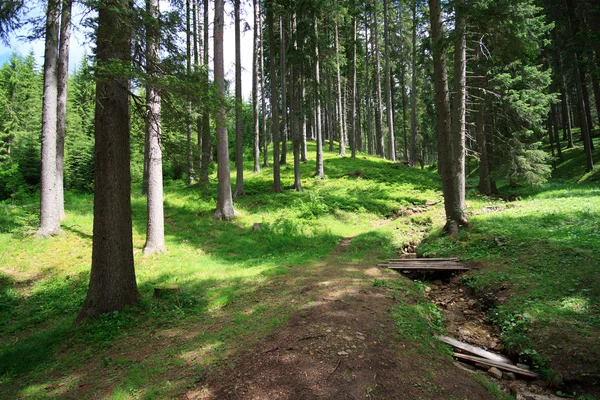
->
[0,1,255,99]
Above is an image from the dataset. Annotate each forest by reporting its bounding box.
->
[0,0,599,399]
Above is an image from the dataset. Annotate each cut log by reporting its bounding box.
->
[452,353,540,378]
[387,257,459,262]
[435,335,512,364]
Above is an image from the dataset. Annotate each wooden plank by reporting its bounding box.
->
[452,353,539,378]
[435,335,512,364]
[379,264,469,271]
[383,262,466,268]
[387,258,459,262]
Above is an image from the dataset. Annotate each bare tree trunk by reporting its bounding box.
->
[199,0,211,184]
[280,16,288,165]
[143,0,166,255]
[450,0,467,227]
[314,16,324,178]
[364,13,373,155]
[335,23,346,156]
[476,93,491,194]
[260,3,269,168]
[551,103,562,161]
[77,0,137,321]
[409,0,417,167]
[186,0,195,184]
[56,0,71,221]
[383,0,396,161]
[37,0,62,238]
[372,5,385,158]
[301,82,307,162]
[290,14,301,191]
[233,0,245,197]
[326,70,334,152]
[351,15,357,159]
[213,0,236,219]
[253,0,261,173]
[429,0,463,235]
[267,1,281,192]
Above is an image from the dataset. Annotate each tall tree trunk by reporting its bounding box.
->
[559,61,574,147]
[301,83,308,162]
[77,0,137,321]
[213,0,236,219]
[372,5,385,158]
[56,0,71,221]
[351,15,358,159]
[314,16,324,178]
[143,0,166,255]
[37,0,61,238]
[409,0,417,167]
[450,0,467,227]
[326,70,334,151]
[267,1,281,192]
[383,0,396,161]
[252,0,261,173]
[260,3,269,168]
[476,93,491,194]
[233,0,244,197]
[290,14,301,191]
[335,23,346,156]
[280,16,288,165]
[199,0,211,184]
[193,0,202,172]
[186,0,195,184]
[364,13,373,155]
[551,103,563,161]
[429,0,464,235]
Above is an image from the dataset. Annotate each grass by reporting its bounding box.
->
[419,135,600,387]
[0,142,442,399]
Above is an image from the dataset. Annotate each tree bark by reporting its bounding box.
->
[383,0,396,161]
[335,23,346,156]
[143,0,166,255]
[213,0,236,219]
[252,0,261,173]
[77,0,137,321]
[372,4,385,158]
[364,13,373,155]
[233,0,244,197]
[259,3,269,168]
[290,14,301,191]
[450,0,467,227]
[409,0,417,166]
[56,0,71,221]
[199,0,211,184]
[267,1,281,192]
[351,15,358,159]
[185,0,195,184]
[280,16,288,165]
[314,16,324,178]
[37,0,62,238]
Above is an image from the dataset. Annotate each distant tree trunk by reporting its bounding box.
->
[252,0,260,173]
[351,15,357,159]
[186,0,195,184]
[409,0,417,167]
[383,0,396,161]
[326,70,334,152]
[314,16,324,178]
[335,23,346,156]
[259,3,269,168]
[233,0,244,197]
[37,0,61,238]
[301,83,308,162]
[551,103,563,161]
[143,0,166,255]
[290,14,301,191]
[213,0,236,219]
[476,93,491,194]
[199,0,211,184]
[56,0,72,221]
[280,16,288,165]
[559,62,573,148]
[364,13,373,155]
[450,0,468,228]
[77,0,137,321]
[267,1,281,192]
[372,5,385,158]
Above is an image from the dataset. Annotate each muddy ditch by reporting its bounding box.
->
[394,265,567,400]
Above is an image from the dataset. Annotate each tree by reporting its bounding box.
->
[372,2,385,158]
[383,0,396,162]
[185,0,195,184]
[233,0,245,197]
[56,0,72,221]
[409,0,417,166]
[77,0,138,321]
[143,0,166,255]
[199,0,211,185]
[314,15,324,178]
[0,1,23,44]
[37,0,62,238]
[213,0,235,220]
[252,0,261,173]
[267,0,282,193]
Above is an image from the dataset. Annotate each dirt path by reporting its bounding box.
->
[188,238,495,400]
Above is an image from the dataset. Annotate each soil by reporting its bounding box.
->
[186,239,496,400]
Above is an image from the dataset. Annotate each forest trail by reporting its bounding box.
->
[188,237,494,400]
